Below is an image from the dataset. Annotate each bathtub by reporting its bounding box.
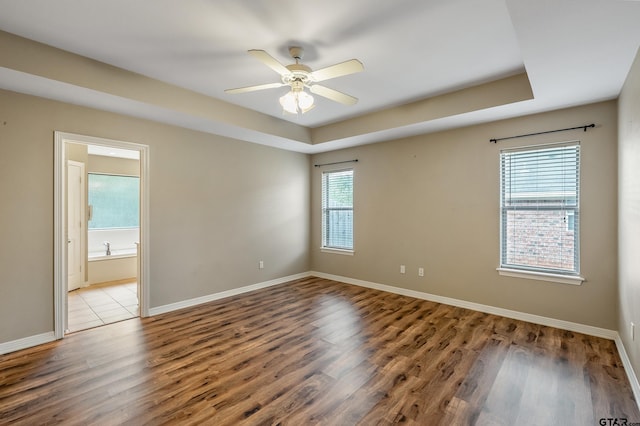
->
[88,228,139,260]
[88,247,138,261]
[87,228,139,284]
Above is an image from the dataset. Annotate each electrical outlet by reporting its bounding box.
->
[259,260,264,269]
[400,265,406,274]
[632,322,635,341]
[418,267,424,277]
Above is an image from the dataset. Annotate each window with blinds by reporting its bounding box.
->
[322,169,354,250]
[500,142,580,275]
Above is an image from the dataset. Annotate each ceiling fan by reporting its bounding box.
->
[225,47,364,114]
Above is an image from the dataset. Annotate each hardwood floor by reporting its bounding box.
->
[0,277,638,425]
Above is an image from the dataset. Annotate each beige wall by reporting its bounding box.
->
[619,48,640,378]
[0,85,623,346]
[0,88,310,343]
[67,142,88,164]
[311,101,619,329]
[88,154,139,176]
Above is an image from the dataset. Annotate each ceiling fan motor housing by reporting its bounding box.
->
[283,63,313,86]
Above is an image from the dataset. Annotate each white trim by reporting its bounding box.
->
[497,267,584,285]
[54,135,65,339]
[309,271,615,340]
[139,144,150,317]
[500,140,581,154]
[0,332,56,355]
[54,132,151,340]
[148,272,310,316]
[320,247,354,256]
[5,270,638,409]
[615,334,640,412]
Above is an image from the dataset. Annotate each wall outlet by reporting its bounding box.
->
[400,265,406,274]
[632,322,635,341]
[418,267,424,277]
[259,260,264,269]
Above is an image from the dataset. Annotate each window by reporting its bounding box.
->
[500,143,580,276]
[88,173,140,229]
[322,169,354,251]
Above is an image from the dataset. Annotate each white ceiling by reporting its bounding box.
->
[0,0,639,153]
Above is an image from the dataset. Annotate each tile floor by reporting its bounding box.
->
[67,281,138,333]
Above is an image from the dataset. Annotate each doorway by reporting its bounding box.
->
[54,132,150,339]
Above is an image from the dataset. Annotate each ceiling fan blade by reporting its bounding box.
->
[310,85,358,105]
[311,59,364,82]
[248,49,291,76]
[225,82,285,94]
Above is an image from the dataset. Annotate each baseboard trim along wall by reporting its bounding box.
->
[615,334,640,410]
[310,271,640,411]
[2,270,638,409]
[148,272,311,316]
[0,331,56,355]
[310,271,617,339]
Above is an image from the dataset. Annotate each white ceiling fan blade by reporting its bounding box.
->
[248,49,291,76]
[311,59,364,82]
[225,82,285,94]
[310,85,358,105]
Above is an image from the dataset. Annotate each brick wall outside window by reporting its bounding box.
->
[505,210,576,271]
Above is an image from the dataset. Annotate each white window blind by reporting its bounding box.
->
[500,142,580,275]
[322,169,354,250]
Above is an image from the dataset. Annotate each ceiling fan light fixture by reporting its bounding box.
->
[279,89,314,114]
[226,47,363,113]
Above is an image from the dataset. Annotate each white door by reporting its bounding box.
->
[67,160,85,291]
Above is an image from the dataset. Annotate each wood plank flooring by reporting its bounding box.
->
[0,277,638,425]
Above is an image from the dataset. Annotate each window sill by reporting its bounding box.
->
[497,267,584,285]
[321,247,354,256]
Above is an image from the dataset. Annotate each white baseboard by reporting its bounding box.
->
[0,332,56,355]
[309,271,617,340]
[615,334,640,410]
[148,272,310,316]
[3,270,637,411]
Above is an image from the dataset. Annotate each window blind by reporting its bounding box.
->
[322,169,354,250]
[500,143,580,275]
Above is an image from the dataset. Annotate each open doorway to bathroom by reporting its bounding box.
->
[67,143,140,332]
[54,132,149,339]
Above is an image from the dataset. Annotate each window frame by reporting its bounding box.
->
[321,168,354,254]
[498,141,584,285]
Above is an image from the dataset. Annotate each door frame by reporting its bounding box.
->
[54,131,150,339]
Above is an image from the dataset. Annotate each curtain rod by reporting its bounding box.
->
[490,124,595,144]
[314,159,358,168]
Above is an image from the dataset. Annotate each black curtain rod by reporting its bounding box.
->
[314,159,358,168]
[490,124,595,144]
